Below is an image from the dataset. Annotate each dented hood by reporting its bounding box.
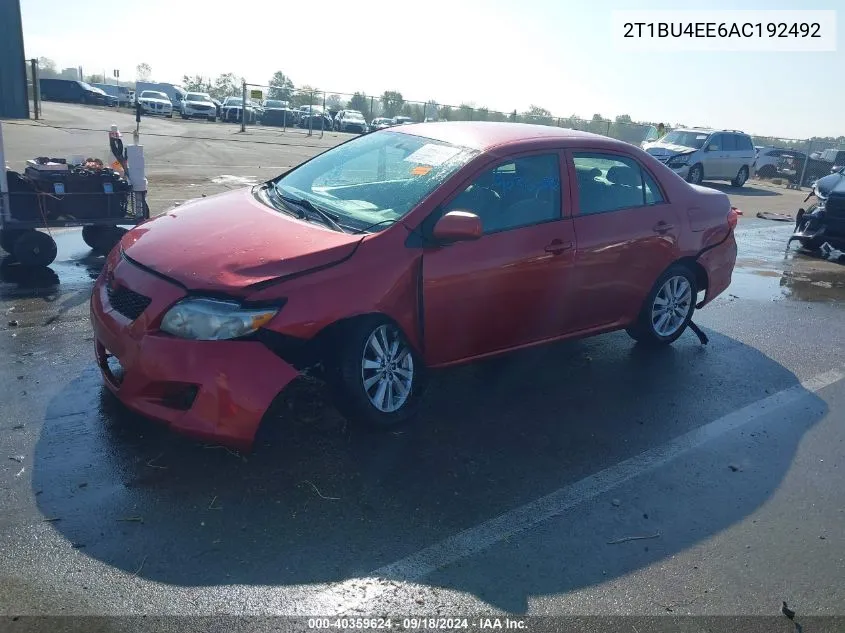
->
[120,188,362,292]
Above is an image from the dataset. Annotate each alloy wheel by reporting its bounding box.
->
[361,324,414,413]
[651,276,693,337]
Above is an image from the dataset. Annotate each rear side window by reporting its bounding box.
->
[573,153,665,215]
[722,135,737,151]
[739,136,755,151]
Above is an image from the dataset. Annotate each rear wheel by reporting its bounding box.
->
[326,319,425,430]
[732,166,749,187]
[13,230,57,267]
[627,265,697,346]
[82,225,126,254]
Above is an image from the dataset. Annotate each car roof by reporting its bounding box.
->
[392,121,619,152]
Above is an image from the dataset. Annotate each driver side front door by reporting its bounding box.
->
[420,151,577,367]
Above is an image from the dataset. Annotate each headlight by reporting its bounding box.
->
[160,298,280,340]
[667,153,692,167]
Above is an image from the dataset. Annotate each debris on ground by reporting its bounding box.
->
[729,464,741,472]
[611,498,621,507]
[8,456,24,463]
[756,211,794,222]
[782,601,796,619]
[8,320,19,327]
[117,516,144,523]
[820,242,845,263]
[607,531,661,545]
[298,479,340,501]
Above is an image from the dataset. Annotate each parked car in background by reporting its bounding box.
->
[181,92,217,121]
[38,78,107,106]
[261,100,297,127]
[753,147,805,178]
[138,90,174,118]
[221,97,258,124]
[136,82,187,114]
[784,148,845,186]
[297,106,330,129]
[370,117,393,132]
[95,88,119,107]
[391,115,414,126]
[299,110,334,130]
[92,83,132,107]
[89,122,738,449]
[334,110,368,133]
[642,127,756,186]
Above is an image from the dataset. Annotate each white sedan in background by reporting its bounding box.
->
[180,92,217,121]
[138,90,173,118]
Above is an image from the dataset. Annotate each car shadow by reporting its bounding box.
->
[704,181,781,197]
[31,327,826,612]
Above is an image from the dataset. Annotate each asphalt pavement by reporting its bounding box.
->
[1,104,844,631]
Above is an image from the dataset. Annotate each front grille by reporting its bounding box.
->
[190,104,211,111]
[107,285,152,321]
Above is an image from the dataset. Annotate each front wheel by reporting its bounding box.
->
[687,164,703,185]
[327,319,425,430]
[627,265,697,346]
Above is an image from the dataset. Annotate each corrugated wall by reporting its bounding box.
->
[0,0,29,119]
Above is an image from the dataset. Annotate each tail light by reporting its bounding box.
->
[728,207,740,230]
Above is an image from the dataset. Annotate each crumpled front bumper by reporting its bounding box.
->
[89,258,300,450]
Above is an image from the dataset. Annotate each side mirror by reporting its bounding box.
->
[432,211,483,243]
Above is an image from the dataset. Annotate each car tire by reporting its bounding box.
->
[81,225,105,250]
[0,229,26,254]
[181,114,189,119]
[166,113,173,118]
[687,164,703,185]
[208,116,215,122]
[757,164,777,178]
[326,318,426,430]
[732,166,749,187]
[13,230,58,267]
[626,264,697,346]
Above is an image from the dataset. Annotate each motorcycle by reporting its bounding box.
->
[788,169,845,251]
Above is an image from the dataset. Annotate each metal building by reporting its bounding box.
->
[0,0,29,119]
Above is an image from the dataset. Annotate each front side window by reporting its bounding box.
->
[573,153,665,215]
[442,154,562,234]
[722,134,737,151]
[270,131,478,233]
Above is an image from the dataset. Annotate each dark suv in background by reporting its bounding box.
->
[38,78,108,105]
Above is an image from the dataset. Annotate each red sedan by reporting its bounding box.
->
[90,123,738,450]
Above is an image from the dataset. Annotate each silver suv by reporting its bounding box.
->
[641,128,756,187]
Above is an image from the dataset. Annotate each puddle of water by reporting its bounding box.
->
[729,225,845,303]
[1,231,103,300]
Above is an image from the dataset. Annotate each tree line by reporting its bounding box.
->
[33,59,844,147]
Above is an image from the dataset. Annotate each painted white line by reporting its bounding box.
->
[299,366,845,616]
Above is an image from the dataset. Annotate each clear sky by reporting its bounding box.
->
[19,0,841,139]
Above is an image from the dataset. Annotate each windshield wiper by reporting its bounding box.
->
[276,189,347,233]
[351,218,399,234]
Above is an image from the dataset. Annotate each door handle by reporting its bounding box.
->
[652,221,674,234]
[544,240,573,254]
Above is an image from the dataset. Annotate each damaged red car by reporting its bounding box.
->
[90,123,738,449]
